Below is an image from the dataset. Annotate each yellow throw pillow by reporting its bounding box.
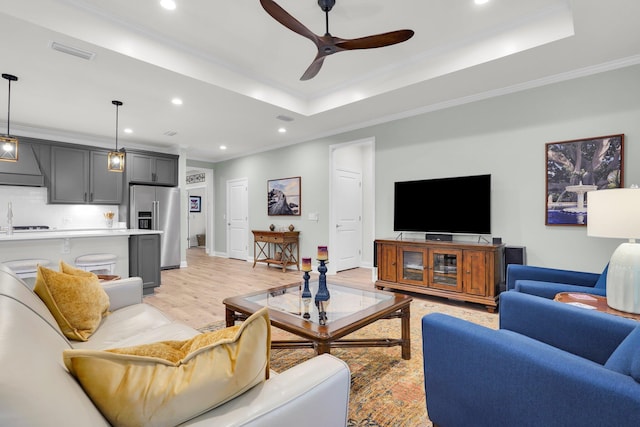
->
[34,264,109,341]
[63,307,271,427]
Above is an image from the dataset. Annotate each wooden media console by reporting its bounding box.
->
[375,238,504,312]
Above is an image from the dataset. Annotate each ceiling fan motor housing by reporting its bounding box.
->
[318,0,335,12]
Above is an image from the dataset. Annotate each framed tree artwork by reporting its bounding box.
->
[267,176,301,216]
[546,134,624,226]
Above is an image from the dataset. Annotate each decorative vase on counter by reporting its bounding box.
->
[269,224,275,231]
[288,224,295,231]
[104,211,115,228]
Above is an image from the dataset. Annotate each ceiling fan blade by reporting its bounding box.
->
[336,29,415,50]
[260,1,414,81]
[300,55,326,81]
[260,0,320,45]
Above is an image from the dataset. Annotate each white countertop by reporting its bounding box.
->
[0,228,162,241]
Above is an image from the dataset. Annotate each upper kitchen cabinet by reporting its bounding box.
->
[90,151,123,204]
[49,146,122,204]
[127,152,178,186]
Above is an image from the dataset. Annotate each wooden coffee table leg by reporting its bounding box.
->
[315,341,331,355]
[225,307,236,327]
[401,304,411,360]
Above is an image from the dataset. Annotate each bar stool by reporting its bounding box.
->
[74,253,117,275]
[3,258,52,281]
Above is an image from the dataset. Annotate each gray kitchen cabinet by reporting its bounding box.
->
[129,233,161,294]
[49,146,87,203]
[49,146,122,204]
[127,152,177,186]
[89,151,122,204]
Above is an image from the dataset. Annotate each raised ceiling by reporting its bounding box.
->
[0,0,639,162]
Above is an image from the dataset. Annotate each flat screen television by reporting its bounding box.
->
[393,174,491,235]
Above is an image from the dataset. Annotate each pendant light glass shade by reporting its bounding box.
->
[108,100,125,172]
[0,136,18,161]
[107,150,125,172]
[1,73,18,162]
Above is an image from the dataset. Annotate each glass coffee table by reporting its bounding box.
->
[223,280,412,359]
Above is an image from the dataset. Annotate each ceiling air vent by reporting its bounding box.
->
[164,130,178,137]
[276,115,294,122]
[50,41,95,61]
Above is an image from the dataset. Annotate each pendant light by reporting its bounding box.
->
[0,73,18,162]
[107,100,125,172]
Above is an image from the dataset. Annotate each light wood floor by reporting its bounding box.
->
[143,248,376,329]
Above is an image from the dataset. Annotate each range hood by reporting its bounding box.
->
[0,141,45,186]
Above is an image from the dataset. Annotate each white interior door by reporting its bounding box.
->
[227,178,248,260]
[334,169,362,271]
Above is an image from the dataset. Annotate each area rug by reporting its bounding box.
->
[199,297,498,427]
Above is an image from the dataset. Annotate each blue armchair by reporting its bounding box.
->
[506,263,608,299]
[422,291,640,427]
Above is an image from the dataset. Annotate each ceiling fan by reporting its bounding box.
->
[260,0,415,81]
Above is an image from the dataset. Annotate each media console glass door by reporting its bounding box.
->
[428,249,464,292]
[398,246,427,286]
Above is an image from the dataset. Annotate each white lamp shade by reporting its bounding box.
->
[587,188,640,240]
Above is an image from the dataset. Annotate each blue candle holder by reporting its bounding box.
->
[301,271,312,299]
[315,259,330,301]
[313,259,330,324]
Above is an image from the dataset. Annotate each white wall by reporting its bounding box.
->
[214,140,333,266]
[363,65,639,272]
[213,64,640,274]
[0,185,121,230]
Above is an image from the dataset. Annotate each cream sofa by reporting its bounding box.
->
[0,265,351,426]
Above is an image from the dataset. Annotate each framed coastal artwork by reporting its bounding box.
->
[189,196,201,213]
[545,134,624,226]
[267,176,301,216]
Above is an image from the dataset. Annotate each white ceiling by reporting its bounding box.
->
[0,0,639,163]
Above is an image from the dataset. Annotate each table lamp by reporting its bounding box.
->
[587,187,640,313]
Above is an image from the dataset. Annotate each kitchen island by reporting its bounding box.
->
[0,228,162,282]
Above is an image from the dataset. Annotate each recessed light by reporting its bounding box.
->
[474,0,489,5]
[160,0,176,11]
[171,98,183,105]
[124,128,133,134]
[278,127,287,133]
[219,145,227,150]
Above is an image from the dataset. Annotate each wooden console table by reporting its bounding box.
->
[252,230,300,272]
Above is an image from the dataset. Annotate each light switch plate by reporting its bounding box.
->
[62,238,70,253]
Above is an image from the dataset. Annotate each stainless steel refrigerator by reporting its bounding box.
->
[129,185,180,269]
